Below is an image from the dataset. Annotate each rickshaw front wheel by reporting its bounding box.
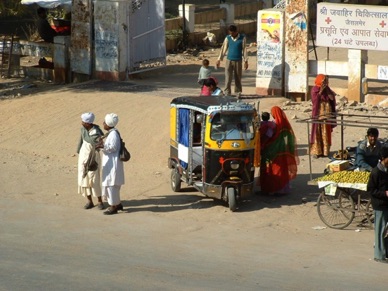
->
[227,187,237,212]
[171,168,182,192]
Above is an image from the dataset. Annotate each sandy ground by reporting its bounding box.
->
[1,43,388,289]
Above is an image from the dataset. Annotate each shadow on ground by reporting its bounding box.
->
[117,172,322,214]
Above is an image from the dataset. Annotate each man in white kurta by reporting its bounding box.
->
[100,113,125,215]
[77,112,104,210]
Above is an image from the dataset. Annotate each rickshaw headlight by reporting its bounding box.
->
[230,161,240,170]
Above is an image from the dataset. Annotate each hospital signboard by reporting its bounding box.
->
[316,3,388,51]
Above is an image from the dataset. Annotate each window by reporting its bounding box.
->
[210,113,254,141]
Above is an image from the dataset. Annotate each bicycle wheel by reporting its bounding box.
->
[317,189,355,229]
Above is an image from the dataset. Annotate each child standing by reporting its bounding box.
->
[198,59,212,86]
[259,112,276,150]
[367,146,388,264]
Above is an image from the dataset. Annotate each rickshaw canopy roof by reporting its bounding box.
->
[171,96,255,115]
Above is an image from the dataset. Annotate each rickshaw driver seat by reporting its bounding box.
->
[193,112,203,146]
[193,123,201,145]
[192,112,204,169]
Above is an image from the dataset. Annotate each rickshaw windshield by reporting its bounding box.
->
[210,112,254,141]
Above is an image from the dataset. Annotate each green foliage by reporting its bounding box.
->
[0,0,29,17]
[165,12,176,20]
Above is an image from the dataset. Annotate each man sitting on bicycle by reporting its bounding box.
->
[356,128,383,172]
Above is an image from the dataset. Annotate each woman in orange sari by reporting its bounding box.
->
[310,74,337,158]
[260,106,298,195]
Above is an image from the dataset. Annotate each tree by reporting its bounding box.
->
[0,0,29,17]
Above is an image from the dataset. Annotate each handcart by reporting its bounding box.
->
[298,113,388,230]
[308,178,373,229]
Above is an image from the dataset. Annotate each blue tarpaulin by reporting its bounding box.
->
[178,109,189,169]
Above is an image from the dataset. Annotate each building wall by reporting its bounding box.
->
[94,1,120,75]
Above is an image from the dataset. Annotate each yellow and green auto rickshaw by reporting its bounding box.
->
[168,96,260,211]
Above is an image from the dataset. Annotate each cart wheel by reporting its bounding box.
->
[227,187,237,212]
[357,196,374,229]
[171,168,181,192]
[365,199,374,229]
[317,189,355,229]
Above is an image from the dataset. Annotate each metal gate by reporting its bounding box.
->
[127,0,166,74]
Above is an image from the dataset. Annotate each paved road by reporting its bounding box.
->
[1,195,387,291]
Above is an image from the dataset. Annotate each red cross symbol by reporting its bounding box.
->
[380,20,386,28]
[325,17,332,25]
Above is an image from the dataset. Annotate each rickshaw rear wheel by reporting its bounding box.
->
[227,187,237,212]
[171,168,181,192]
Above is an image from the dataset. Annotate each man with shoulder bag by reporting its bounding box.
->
[97,113,125,215]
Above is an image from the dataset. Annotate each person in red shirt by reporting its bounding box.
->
[36,7,58,43]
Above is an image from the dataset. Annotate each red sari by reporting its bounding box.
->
[260,106,298,194]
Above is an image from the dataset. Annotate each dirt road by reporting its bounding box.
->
[1,46,387,290]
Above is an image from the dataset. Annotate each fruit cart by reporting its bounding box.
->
[308,171,373,229]
[298,113,388,229]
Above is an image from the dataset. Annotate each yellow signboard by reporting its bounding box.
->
[260,12,281,43]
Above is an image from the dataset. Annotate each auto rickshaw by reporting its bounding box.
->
[168,96,260,211]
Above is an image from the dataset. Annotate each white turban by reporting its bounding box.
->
[81,112,95,124]
[104,113,119,127]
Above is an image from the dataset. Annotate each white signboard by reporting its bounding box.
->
[316,3,388,51]
[257,42,282,78]
[256,10,284,93]
[257,11,283,79]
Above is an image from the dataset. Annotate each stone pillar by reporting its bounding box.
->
[94,0,128,81]
[53,36,70,83]
[284,0,309,101]
[348,49,368,102]
[220,3,235,26]
[179,4,195,33]
[5,36,20,77]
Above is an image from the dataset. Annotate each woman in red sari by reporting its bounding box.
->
[310,74,337,158]
[260,106,299,195]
